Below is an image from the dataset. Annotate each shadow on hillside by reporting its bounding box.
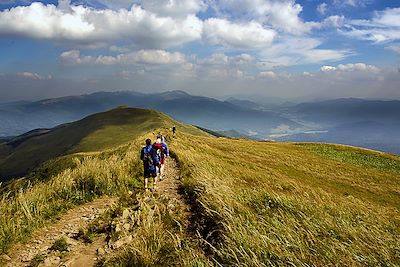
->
[0,108,163,181]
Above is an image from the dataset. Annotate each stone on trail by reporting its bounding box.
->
[65,236,78,246]
[43,255,61,266]
[122,209,130,220]
[110,235,133,250]
[0,254,11,261]
[96,247,105,256]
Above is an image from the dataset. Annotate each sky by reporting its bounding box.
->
[0,0,399,102]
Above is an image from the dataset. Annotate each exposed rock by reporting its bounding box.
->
[110,235,132,249]
[123,223,131,231]
[65,237,78,246]
[21,256,31,262]
[115,223,122,233]
[44,255,61,266]
[61,259,73,267]
[0,254,11,261]
[122,209,130,220]
[40,246,50,252]
[96,247,105,256]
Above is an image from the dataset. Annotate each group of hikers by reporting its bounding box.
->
[140,126,176,191]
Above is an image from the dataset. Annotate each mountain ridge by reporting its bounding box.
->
[1,91,399,155]
[0,107,198,180]
[0,90,297,138]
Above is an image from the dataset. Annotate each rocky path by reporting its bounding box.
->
[2,157,189,267]
[5,197,117,267]
[155,158,189,216]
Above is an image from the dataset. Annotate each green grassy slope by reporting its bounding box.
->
[0,107,201,180]
[171,133,400,266]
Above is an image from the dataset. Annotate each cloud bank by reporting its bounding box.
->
[0,0,399,101]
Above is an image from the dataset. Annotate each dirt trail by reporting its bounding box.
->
[3,157,189,267]
[155,158,189,215]
[6,197,117,267]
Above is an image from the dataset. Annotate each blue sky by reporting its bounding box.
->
[0,0,399,101]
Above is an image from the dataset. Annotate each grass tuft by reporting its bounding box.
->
[50,237,68,252]
[28,254,45,267]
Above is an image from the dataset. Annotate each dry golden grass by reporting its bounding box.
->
[0,108,204,256]
[171,133,400,266]
[102,191,211,267]
[0,140,143,254]
[1,120,399,267]
[0,124,205,259]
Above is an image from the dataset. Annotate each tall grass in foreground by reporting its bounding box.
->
[1,126,399,266]
[103,191,211,267]
[0,124,205,258]
[0,140,142,254]
[102,130,211,267]
[172,133,400,266]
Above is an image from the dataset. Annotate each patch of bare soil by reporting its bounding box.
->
[5,197,117,267]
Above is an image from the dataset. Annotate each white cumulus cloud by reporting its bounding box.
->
[136,0,206,17]
[385,44,400,54]
[91,0,206,16]
[203,18,276,49]
[317,3,328,15]
[322,15,345,28]
[321,65,337,72]
[60,49,187,65]
[258,36,349,69]
[211,0,319,35]
[258,71,276,78]
[333,0,372,8]
[342,8,400,43]
[0,1,203,47]
[321,63,380,73]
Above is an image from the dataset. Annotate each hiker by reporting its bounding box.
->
[152,136,169,181]
[172,126,176,137]
[140,138,160,191]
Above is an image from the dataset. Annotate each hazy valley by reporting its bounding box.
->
[1,91,399,155]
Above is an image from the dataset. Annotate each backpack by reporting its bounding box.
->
[141,147,153,165]
[152,143,163,159]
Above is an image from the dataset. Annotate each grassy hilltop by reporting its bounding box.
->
[0,107,399,266]
[0,107,197,180]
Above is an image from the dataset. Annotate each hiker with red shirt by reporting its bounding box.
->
[152,136,169,181]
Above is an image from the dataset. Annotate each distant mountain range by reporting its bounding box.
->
[0,90,298,138]
[0,91,399,155]
[284,98,400,127]
[275,98,400,155]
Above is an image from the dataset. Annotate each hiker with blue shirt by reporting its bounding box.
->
[140,138,160,191]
